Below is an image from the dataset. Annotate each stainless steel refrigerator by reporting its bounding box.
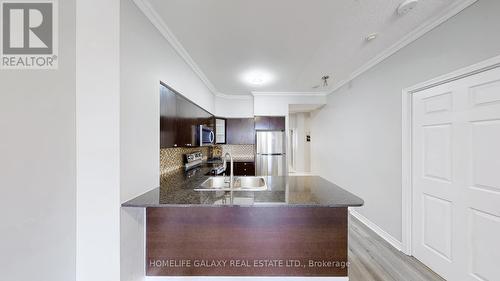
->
[256,131,287,176]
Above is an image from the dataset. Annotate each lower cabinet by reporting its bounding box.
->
[226,161,255,176]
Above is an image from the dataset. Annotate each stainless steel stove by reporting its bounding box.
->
[184,151,203,170]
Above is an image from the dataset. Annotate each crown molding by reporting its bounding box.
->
[328,0,478,94]
[132,0,219,96]
[251,91,329,97]
[134,0,477,99]
[214,92,253,100]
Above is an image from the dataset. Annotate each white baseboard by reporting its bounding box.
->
[349,209,402,252]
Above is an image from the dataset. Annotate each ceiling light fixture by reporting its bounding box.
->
[322,75,330,87]
[242,70,274,86]
[397,0,418,16]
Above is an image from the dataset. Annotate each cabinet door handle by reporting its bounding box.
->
[209,131,215,144]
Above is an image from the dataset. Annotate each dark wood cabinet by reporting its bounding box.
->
[254,116,267,130]
[175,95,195,147]
[147,207,348,277]
[225,161,255,176]
[160,85,177,148]
[254,116,285,131]
[269,116,286,130]
[226,118,255,144]
[160,83,214,148]
[235,162,255,176]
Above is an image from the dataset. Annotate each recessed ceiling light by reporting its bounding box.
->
[242,70,274,86]
[397,0,418,16]
[365,33,378,42]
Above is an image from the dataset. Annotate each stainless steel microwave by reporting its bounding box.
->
[199,125,214,146]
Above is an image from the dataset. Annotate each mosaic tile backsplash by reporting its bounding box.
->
[160,144,255,175]
[221,145,255,161]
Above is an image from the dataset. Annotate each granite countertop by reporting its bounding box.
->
[230,156,255,162]
[122,163,364,208]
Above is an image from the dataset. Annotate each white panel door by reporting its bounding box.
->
[412,67,500,281]
[413,83,457,280]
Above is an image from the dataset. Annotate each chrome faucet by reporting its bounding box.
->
[223,152,234,188]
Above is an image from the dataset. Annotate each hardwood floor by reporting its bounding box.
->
[348,214,445,281]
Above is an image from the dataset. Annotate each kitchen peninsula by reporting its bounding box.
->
[123,163,363,277]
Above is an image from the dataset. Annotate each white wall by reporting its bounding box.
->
[289,113,311,173]
[215,95,253,118]
[310,0,500,242]
[254,94,325,177]
[76,0,121,280]
[120,0,215,203]
[120,0,217,280]
[253,94,326,116]
[0,1,76,281]
[121,207,146,281]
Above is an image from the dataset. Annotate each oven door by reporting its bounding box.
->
[199,125,214,146]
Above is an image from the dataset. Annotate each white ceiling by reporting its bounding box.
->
[145,0,472,96]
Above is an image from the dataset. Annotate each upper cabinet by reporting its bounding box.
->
[160,85,177,148]
[160,83,213,148]
[215,118,226,144]
[160,84,287,148]
[226,118,255,145]
[175,95,197,147]
[254,116,286,131]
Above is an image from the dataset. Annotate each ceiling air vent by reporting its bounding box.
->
[397,0,418,16]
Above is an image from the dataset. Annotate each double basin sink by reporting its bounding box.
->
[195,176,267,192]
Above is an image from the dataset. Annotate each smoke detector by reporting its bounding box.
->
[397,0,418,15]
